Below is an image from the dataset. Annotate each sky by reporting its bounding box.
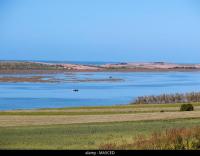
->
[0,0,200,63]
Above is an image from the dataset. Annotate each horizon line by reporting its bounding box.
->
[0,59,199,65]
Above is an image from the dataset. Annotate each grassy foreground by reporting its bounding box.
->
[1,119,200,149]
[1,103,200,149]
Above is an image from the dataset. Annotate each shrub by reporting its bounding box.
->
[180,104,194,111]
[99,127,200,150]
[133,127,200,150]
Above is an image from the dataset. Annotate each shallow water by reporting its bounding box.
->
[1,72,200,110]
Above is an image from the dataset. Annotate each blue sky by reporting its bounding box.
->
[0,0,200,63]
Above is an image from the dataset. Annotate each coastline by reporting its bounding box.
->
[0,61,200,73]
[0,69,200,74]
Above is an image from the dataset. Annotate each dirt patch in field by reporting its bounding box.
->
[1,111,200,127]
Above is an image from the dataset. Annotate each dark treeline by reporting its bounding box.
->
[133,92,200,104]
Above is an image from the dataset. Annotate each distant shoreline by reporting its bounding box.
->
[1,69,200,74]
[0,61,200,73]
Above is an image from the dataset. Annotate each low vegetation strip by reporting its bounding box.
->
[0,61,64,70]
[50,102,200,109]
[133,92,200,104]
[2,106,200,115]
[1,111,200,127]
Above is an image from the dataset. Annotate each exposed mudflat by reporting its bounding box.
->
[0,76,59,83]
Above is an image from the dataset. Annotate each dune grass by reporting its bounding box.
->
[100,126,200,150]
[133,92,200,104]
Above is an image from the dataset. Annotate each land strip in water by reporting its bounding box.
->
[0,76,60,83]
[0,75,123,83]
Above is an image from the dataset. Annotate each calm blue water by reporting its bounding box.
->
[1,71,200,110]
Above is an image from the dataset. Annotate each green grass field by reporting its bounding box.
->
[2,102,200,116]
[1,118,200,149]
[1,103,200,149]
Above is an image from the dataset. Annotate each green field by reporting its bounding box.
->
[1,103,200,149]
[1,119,200,149]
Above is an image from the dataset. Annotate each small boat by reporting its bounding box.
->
[73,89,79,92]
